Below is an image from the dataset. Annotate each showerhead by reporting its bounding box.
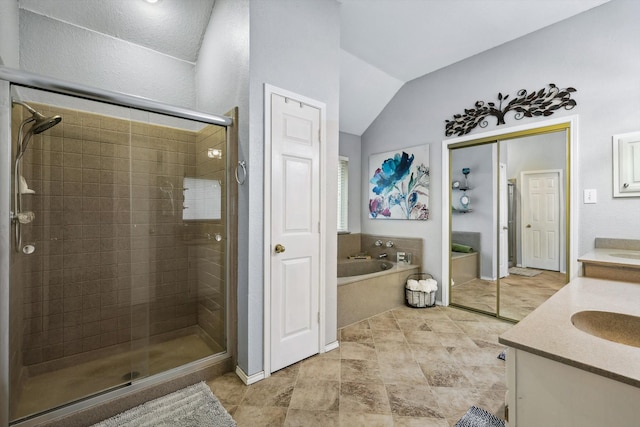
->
[32,114,62,134]
[12,100,62,134]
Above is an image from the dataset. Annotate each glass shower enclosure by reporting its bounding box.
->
[0,69,234,425]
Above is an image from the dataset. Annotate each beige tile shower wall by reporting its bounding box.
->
[192,125,226,349]
[337,233,361,260]
[17,103,200,367]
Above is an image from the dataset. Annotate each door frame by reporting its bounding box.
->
[440,115,579,307]
[520,169,565,273]
[263,84,327,378]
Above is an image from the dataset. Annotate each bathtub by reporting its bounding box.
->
[337,259,419,328]
[451,251,479,286]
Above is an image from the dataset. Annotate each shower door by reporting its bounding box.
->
[5,85,229,423]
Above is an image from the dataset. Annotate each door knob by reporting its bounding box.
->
[274,244,286,253]
[502,226,508,230]
[526,224,532,228]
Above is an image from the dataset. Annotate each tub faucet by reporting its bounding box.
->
[378,253,388,259]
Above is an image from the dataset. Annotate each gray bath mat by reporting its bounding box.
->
[90,381,235,427]
[454,406,505,427]
[509,267,542,277]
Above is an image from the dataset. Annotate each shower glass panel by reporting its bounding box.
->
[8,86,228,422]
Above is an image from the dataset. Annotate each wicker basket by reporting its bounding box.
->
[405,273,436,308]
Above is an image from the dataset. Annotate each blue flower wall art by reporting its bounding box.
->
[369,145,430,220]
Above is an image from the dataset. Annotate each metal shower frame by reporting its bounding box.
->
[0,66,233,427]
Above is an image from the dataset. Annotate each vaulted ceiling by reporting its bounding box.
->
[19,0,610,135]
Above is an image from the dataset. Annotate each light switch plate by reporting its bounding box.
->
[584,189,597,204]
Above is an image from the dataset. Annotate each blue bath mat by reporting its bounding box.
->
[454,406,505,427]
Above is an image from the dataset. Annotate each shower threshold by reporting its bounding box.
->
[13,331,222,421]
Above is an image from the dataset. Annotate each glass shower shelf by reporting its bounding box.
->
[452,207,473,213]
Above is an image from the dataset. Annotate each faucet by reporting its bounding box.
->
[378,253,388,259]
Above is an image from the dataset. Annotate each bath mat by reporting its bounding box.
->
[90,381,236,427]
[454,406,505,427]
[508,267,542,277]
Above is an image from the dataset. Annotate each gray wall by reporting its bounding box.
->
[339,131,362,234]
[0,0,19,67]
[361,0,640,295]
[195,0,251,373]
[246,0,340,375]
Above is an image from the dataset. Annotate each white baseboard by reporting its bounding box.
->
[324,340,339,353]
[235,365,265,385]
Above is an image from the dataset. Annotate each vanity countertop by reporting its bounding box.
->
[578,248,640,268]
[499,277,640,388]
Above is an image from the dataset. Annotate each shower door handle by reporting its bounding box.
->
[274,244,286,253]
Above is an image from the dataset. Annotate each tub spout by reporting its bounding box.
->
[378,253,388,259]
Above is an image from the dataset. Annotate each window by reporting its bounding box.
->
[338,156,349,232]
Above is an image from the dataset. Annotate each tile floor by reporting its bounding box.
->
[451,269,566,320]
[208,305,513,427]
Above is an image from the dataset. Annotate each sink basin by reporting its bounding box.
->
[609,252,640,260]
[571,310,640,348]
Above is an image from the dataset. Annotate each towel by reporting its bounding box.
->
[406,279,420,291]
[418,279,438,293]
[452,243,473,253]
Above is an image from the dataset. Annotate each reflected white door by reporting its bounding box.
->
[499,163,509,278]
[270,93,320,372]
[522,171,561,271]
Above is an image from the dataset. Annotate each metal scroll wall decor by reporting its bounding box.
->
[445,83,577,137]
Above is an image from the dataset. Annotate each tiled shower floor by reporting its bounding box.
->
[14,333,221,421]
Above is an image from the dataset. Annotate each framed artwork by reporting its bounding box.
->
[368,145,430,220]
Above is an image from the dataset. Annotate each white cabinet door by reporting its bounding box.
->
[613,131,640,197]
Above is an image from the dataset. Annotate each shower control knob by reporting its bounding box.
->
[17,211,35,224]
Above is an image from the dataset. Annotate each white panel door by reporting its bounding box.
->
[270,93,320,372]
[522,171,560,271]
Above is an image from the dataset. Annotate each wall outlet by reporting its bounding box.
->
[397,252,406,263]
[584,189,597,204]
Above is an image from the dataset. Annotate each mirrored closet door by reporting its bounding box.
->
[448,124,571,321]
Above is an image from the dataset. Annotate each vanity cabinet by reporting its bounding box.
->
[506,349,640,427]
[613,131,640,197]
[500,278,640,427]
